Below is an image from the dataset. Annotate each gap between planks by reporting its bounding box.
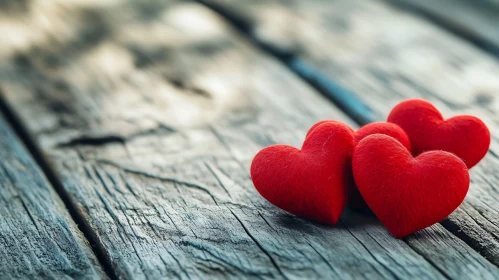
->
[193,0,499,268]
[384,0,499,58]
[0,91,119,280]
[194,0,378,125]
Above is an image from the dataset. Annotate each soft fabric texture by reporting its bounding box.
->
[307,121,411,150]
[307,121,411,208]
[388,99,490,168]
[251,121,355,225]
[355,122,411,150]
[353,134,470,238]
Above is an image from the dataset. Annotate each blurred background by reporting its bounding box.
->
[1,0,499,158]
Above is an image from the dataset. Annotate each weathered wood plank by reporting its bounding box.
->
[0,113,105,279]
[198,0,499,269]
[0,0,487,278]
[387,0,499,55]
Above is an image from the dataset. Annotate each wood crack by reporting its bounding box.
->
[227,208,288,280]
[339,220,399,279]
[55,125,175,148]
[0,91,118,279]
[402,238,453,280]
[96,159,220,206]
[204,162,232,198]
[305,240,341,277]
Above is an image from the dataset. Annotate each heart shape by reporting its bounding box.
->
[250,121,355,224]
[353,134,470,238]
[307,121,411,150]
[388,99,490,168]
[307,121,411,208]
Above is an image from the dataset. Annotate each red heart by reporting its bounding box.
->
[353,134,470,238]
[388,99,490,168]
[307,121,411,208]
[250,121,355,224]
[307,121,411,150]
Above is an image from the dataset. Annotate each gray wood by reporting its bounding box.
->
[387,0,499,55]
[197,0,499,269]
[0,113,105,279]
[0,0,493,279]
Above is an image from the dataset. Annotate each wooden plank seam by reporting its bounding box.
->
[0,91,118,280]
[194,0,499,266]
[385,0,499,57]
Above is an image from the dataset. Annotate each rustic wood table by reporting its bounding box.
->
[1,0,499,279]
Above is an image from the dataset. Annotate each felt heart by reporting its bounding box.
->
[250,121,355,224]
[307,121,411,151]
[307,121,411,208]
[353,134,470,238]
[388,99,490,168]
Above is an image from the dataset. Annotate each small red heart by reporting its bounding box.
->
[250,121,355,224]
[353,134,470,238]
[388,99,490,168]
[307,121,411,208]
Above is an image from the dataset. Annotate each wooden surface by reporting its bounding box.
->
[200,0,499,268]
[0,0,498,279]
[0,113,105,279]
[388,0,499,55]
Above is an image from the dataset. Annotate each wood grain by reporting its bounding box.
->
[387,0,499,55]
[0,113,105,279]
[198,0,499,268]
[1,0,495,278]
